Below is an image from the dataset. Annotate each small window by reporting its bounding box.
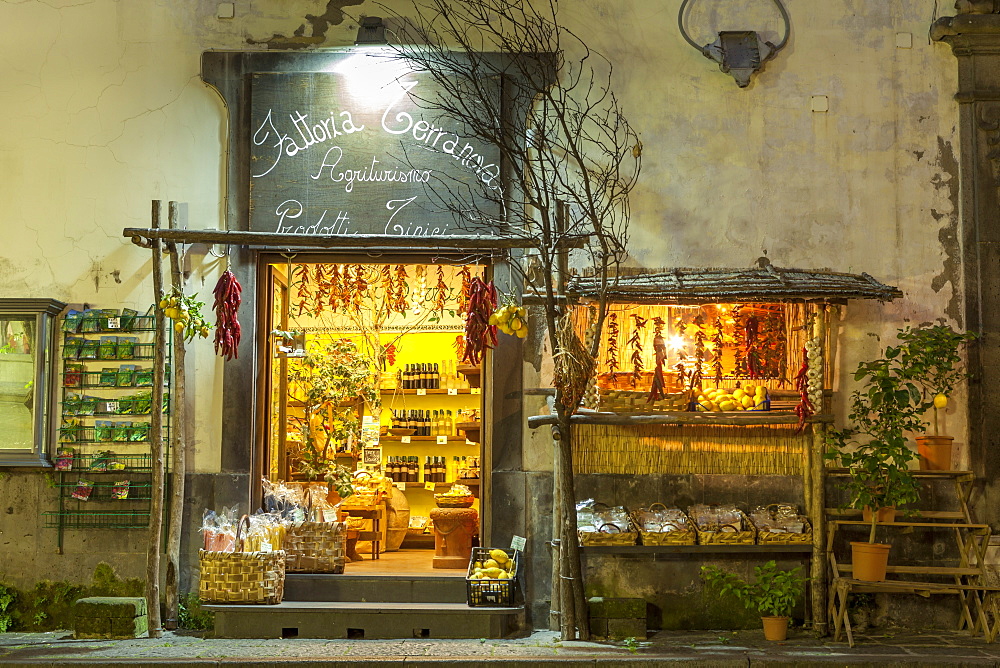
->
[0,299,64,466]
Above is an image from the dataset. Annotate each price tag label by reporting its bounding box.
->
[436,435,448,445]
[105,401,120,414]
[106,317,121,330]
[260,541,272,553]
[447,388,458,396]
[401,435,411,444]
[416,388,427,396]
[424,481,436,491]
[471,387,482,395]
[395,482,406,490]
[510,535,526,551]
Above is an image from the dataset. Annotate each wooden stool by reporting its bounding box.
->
[430,507,479,569]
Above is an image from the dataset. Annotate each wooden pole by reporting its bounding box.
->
[164,201,187,630]
[146,200,167,638]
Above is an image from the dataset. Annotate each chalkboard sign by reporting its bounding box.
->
[249,60,502,238]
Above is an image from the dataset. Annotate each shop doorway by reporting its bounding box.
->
[261,256,487,576]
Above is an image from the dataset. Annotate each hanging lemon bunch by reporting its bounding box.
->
[159,289,212,342]
[489,302,529,339]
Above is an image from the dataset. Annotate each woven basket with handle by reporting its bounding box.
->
[199,515,286,604]
[633,504,697,546]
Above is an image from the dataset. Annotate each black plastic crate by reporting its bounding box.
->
[466,547,519,607]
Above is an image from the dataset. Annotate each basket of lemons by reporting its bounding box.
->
[435,483,475,508]
[466,547,519,606]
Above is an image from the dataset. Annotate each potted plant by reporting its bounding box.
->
[895,325,976,471]
[700,561,806,641]
[286,338,379,498]
[826,332,924,580]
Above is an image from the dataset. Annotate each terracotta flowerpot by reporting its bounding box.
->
[851,541,891,581]
[761,615,789,641]
[326,487,342,506]
[862,506,896,523]
[915,435,953,471]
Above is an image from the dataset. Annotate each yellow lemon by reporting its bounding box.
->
[741,395,755,408]
[733,389,746,400]
[934,393,948,409]
[719,400,736,411]
[755,386,768,396]
[516,328,527,339]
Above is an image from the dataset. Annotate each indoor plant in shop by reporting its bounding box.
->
[286,338,379,502]
[895,325,976,471]
[826,332,923,581]
[700,561,806,641]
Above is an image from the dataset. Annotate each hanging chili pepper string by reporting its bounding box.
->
[462,276,498,366]
[606,312,620,380]
[794,346,814,433]
[745,313,760,379]
[212,269,242,360]
[628,314,647,389]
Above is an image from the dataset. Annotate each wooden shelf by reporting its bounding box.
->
[581,544,813,554]
[527,411,834,428]
[380,435,475,443]
[380,388,474,395]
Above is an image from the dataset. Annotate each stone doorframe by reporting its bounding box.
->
[933,7,1000,528]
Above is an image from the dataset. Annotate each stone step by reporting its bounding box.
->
[205,601,525,639]
[283,574,467,603]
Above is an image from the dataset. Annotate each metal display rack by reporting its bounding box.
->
[43,311,170,551]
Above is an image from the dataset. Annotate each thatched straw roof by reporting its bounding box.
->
[552,261,902,305]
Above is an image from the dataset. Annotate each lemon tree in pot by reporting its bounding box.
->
[895,325,975,471]
[826,334,924,580]
[700,561,806,641]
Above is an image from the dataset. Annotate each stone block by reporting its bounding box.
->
[74,616,112,637]
[111,615,148,638]
[607,617,647,640]
[589,616,609,638]
[588,596,645,619]
[74,596,146,618]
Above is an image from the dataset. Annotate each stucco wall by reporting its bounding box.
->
[0,0,971,621]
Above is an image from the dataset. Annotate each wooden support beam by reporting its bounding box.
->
[122,227,586,251]
[526,411,835,428]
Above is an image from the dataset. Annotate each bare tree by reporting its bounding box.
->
[378,0,641,640]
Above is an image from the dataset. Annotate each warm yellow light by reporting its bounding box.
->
[667,335,687,350]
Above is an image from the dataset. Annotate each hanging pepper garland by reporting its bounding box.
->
[628,314,647,389]
[328,264,342,311]
[794,346,814,433]
[212,270,242,360]
[692,313,706,391]
[744,312,760,379]
[434,265,448,314]
[462,276,498,366]
[606,312,620,380]
[294,264,310,317]
[712,316,725,387]
[456,265,472,317]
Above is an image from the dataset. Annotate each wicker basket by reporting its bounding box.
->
[578,522,638,547]
[632,506,696,546]
[284,521,346,573]
[755,516,813,545]
[692,509,757,546]
[435,494,475,508]
[199,516,286,604]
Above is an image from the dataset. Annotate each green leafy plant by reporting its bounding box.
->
[623,636,639,653]
[286,338,378,488]
[825,329,927,543]
[894,325,975,435]
[700,561,805,618]
[177,592,214,631]
[0,583,15,632]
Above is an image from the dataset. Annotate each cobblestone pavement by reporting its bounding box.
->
[3,628,1000,666]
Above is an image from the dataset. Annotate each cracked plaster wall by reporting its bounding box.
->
[0,0,969,601]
